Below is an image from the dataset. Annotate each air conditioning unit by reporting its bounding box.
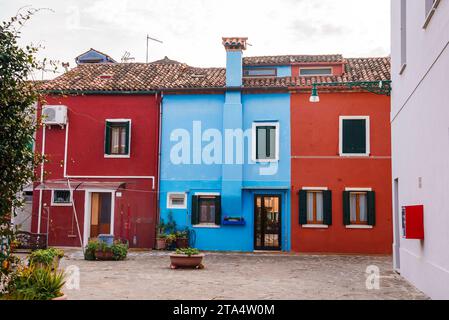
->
[42,105,67,125]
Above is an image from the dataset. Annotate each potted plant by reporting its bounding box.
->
[111,241,128,261]
[169,248,204,269]
[155,233,167,250]
[175,229,189,249]
[1,264,67,300]
[165,234,177,251]
[28,248,64,270]
[84,239,99,261]
[95,241,114,261]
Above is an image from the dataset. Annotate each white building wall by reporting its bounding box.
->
[391,0,449,299]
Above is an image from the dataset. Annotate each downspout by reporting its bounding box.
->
[63,121,69,177]
[155,92,164,240]
[37,124,46,234]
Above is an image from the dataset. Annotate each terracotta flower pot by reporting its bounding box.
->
[52,294,67,300]
[169,254,205,269]
[155,238,167,250]
[175,238,189,249]
[95,249,114,260]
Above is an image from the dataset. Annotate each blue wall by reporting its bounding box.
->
[159,93,291,252]
[243,65,292,77]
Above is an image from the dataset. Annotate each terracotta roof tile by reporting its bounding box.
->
[41,56,390,92]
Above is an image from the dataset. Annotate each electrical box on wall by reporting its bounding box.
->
[402,205,424,240]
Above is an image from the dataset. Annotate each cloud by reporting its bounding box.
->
[0,0,390,78]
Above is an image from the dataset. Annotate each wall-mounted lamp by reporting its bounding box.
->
[309,85,320,103]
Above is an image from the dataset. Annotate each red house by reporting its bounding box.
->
[289,57,393,254]
[31,63,166,249]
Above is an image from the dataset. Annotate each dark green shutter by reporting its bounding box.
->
[367,191,376,226]
[342,119,366,154]
[104,121,111,155]
[323,190,332,225]
[125,121,130,155]
[214,196,222,225]
[191,195,199,225]
[343,191,351,225]
[299,190,308,225]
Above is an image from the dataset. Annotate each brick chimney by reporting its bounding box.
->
[222,37,248,87]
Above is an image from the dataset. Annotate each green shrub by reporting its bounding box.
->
[5,265,66,300]
[29,248,64,267]
[175,247,200,256]
[84,239,99,261]
[111,242,128,261]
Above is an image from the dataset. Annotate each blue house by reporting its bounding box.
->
[159,38,291,252]
[75,48,117,65]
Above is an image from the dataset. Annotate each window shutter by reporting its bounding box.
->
[214,196,222,225]
[343,191,351,225]
[104,122,111,155]
[191,195,199,225]
[367,191,376,226]
[125,121,130,155]
[323,190,332,226]
[298,190,307,225]
[343,119,366,154]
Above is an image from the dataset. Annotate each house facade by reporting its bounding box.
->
[291,87,392,254]
[33,65,162,248]
[391,0,449,299]
[159,38,292,251]
[34,38,392,254]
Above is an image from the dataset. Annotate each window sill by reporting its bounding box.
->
[51,203,72,207]
[192,224,221,229]
[423,0,440,29]
[339,153,370,158]
[302,224,329,229]
[167,206,187,210]
[345,225,373,229]
[254,159,279,163]
[104,154,130,159]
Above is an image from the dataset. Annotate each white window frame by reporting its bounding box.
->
[345,187,373,229]
[167,192,187,209]
[339,116,370,157]
[104,119,132,159]
[251,122,280,163]
[299,66,333,77]
[301,187,329,228]
[423,0,441,29]
[51,189,73,206]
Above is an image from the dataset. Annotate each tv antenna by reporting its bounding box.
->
[121,51,135,63]
[146,34,163,63]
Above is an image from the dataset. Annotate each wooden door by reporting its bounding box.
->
[90,192,112,238]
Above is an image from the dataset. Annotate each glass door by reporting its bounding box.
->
[254,195,281,250]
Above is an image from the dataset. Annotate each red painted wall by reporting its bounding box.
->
[290,92,392,254]
[31,95,160,248]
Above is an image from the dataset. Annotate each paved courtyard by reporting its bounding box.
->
[59,250,427,300]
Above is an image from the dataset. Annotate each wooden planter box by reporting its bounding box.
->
[169,254,204,269]
[155,238,167,250]
[95,249,114,261]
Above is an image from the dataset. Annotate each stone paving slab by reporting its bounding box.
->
[59,250,428,300]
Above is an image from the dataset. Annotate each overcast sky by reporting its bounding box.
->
[0,0,390,79]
